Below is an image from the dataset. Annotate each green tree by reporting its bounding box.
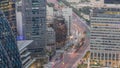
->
[81,0,90,2]
[79,7,91,15]
[77,64,87,68]
[47,3,54,7]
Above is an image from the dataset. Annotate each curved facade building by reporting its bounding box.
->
[0,10,22,68]
[0,0,17,37]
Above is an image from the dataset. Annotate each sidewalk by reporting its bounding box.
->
[72,44,90,68]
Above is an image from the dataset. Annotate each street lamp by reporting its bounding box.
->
[69,35,73,40]
[94,62,97,65]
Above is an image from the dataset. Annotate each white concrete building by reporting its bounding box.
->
[90,8,120,67]
[62,7,72,36]
[47,6,54,17]
[47,6,54,24]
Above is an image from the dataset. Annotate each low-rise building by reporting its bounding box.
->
[17,40,35,68]
[53,16,67,48]
[76,0,120,9]
[90,0,104,7]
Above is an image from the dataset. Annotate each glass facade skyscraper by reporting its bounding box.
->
[0,0,17,37]
[90,8,120,67]
[22,0,47,57]
[0,10,22,68]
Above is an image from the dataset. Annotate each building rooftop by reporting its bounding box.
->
[105,4,120,8]
[17,40,33,51]
[47,27,54,31]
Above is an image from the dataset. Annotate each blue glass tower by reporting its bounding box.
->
[0,0,17,37]
[0,10,22,68]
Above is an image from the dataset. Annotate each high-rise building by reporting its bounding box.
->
[0,10,22,68]
[62,7,72,36]
[90,8,120,67]
[16,1,24,40]
[0,0,17,36]
[22,0,47,57]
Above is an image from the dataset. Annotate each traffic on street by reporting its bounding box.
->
[46,0,90,68]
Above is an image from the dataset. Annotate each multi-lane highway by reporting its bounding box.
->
[47,0,90,68]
